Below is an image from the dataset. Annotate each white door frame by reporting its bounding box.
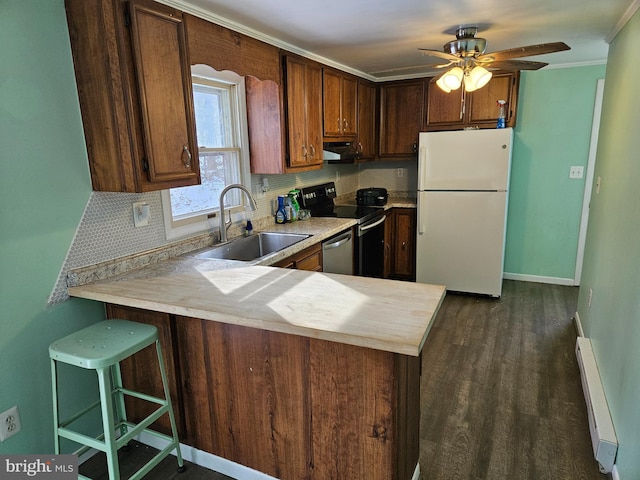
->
[574,78,605,285]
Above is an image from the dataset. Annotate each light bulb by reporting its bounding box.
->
[464,66,492,92]
[442,67,463,91]
[436,75,451,93]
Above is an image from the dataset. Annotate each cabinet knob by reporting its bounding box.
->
[182,145,192,168]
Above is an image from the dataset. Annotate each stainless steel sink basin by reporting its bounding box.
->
[193,232,310,262]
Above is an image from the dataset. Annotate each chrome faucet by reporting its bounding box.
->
[218,184,258,243]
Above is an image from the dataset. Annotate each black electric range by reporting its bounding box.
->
[298,182,383,225]
[298,182,387,278]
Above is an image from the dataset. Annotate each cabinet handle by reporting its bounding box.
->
[182,145,192,168]
[343,118,349,131]
[309,144,316,158]
[412,142,417,153]
[402,241,406,249]
[337,118,341,131]
[357,142,363,153]
[302,144,308,158]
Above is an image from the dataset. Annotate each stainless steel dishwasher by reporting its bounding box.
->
[322,230,354,275]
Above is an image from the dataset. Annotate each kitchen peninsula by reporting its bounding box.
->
[68,251,445,479]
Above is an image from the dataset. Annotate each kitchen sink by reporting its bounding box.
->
[193,232,310,262]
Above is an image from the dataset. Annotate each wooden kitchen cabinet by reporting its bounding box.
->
[272,242,322,271]
[378,79,425,160]
[425,71,520,131]
[283,55,324,170]
[65,0,200,192]
[385,208,417,280]
[322,68,358,139]
[356,79,377,161]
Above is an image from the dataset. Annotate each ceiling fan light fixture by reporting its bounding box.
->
[440,66,463,91]
[435,75,452,93]
[464,66,492,92]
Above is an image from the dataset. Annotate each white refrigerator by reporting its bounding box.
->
[416,128,513,297]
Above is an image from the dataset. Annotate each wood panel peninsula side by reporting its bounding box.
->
[68,264,445,479]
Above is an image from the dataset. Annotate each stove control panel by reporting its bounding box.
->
[299,182,337,209]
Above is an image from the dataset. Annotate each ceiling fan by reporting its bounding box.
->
[419,26,570,93]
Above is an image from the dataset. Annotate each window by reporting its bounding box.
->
[162,67,251,239]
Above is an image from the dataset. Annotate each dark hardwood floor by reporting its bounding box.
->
[79,441,234,480]
[81,281,608,480]
[420,280,608,480]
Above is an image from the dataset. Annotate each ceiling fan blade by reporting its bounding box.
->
[369,62,451,75]
[480,42,570,61]
[418,48,460,61]
[488,59,549,70]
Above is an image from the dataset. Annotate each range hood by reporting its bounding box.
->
[323,142,360,164]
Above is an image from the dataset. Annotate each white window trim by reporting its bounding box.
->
[162,65,252,241]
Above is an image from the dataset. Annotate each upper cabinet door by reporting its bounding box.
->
[466,72,519,127]
[128,1,199,185]
[425,80,465,129]
[284,55,323,171]
[323,70,343,137]
[357,80,377,160]
[65,0,199,192]
[378,79,424,160]
[322,69,358,140]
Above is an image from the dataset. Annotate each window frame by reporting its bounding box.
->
[162,66,252,240]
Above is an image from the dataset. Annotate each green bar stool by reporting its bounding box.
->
[49,319,185,480]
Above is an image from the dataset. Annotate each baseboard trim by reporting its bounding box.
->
[137,431,421,479]
[503,272,576,286]
[137,431,277,480]
[574,311,585,337]
[412,462,420,480]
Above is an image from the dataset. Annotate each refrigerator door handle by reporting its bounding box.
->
[417,194,425,234]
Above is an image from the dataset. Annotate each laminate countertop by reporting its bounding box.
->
[68,206,445,357]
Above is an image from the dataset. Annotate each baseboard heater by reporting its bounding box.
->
[575,337,618,473]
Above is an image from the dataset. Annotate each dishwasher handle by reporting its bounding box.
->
[323,231,352,250]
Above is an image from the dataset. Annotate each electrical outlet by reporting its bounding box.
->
[569,166,584,179]
[397,168,404,178]
[0,406,22,442]
[588,288,593,308]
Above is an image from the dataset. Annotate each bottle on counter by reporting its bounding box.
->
[288,190,300,222]
[245,220,254,236]
[275,195,287,224]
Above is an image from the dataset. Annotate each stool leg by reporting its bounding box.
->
[111,363,128,439]
[155,340,184,471]
[51,359,61,455]
[97,367,120,480]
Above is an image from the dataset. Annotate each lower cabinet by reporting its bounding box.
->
[108,304,420,480]
[385,208,417,281]
[272,242,322,271]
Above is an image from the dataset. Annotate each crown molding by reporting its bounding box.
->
[606,0,640,43]
[155,0,377,81]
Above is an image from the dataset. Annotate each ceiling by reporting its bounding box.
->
[170,0,633,80]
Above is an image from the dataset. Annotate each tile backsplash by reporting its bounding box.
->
[49,160,416,304]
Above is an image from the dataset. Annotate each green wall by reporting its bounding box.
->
[0,0,105,454]
[505,64,606,282]
[577,8,640,479]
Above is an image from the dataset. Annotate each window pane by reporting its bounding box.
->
[193,84,233,148]
[169,150,241,218]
